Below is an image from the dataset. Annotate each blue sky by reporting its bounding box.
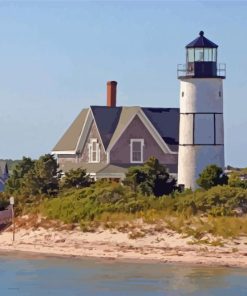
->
[0,1,246,167]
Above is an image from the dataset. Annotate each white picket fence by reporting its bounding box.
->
[0,207,12,225]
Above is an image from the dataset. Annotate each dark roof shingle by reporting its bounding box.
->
[186,31,218,48]
[142,107,179,152]
[91,106,122,149]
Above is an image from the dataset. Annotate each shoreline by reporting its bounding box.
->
[0,224,247,268]
[0,247,246,269]
[0,248,244,270]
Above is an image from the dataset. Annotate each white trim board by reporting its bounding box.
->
[130,138,144,163]
[75,109,94,153]
[88,138,101,163]
[52,151,76,155]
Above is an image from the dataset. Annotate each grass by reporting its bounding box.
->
[4,181,247,244]
[128,230,146,239]
[164,215,247,240]
[39,187,247,242]
[79,221,99,232]
[13,210,247,247]
[188,238,224,247]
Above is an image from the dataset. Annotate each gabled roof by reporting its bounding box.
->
[53,106,179,154]
[91,106,179,152]
[108,106,140,150]
[91,106,122,150]
[142,108,179,152]
[52,109,89,152]
[186,31,218,48]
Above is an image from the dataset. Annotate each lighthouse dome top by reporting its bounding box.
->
[186,31,218,48]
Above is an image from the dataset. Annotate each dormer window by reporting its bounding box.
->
[130,139,144,163]
[88,138,100,163]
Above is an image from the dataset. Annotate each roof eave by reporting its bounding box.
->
[186,36,218,48]
[52,150,76,155]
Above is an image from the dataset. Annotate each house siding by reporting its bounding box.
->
[57,154,78,172]
[57,121,107,167]
[78,121,107,163]
[58,122,107,168]
[110,115,178,165]
[58,155,77,164]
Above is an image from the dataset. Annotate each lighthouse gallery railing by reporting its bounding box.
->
[177,63,226,78]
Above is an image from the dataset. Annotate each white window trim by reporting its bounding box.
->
[88,138,100,163]
[130,139,144,164]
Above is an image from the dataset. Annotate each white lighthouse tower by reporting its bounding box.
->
[177,31,226,190]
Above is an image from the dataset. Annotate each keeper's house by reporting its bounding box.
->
[52,81,179,180]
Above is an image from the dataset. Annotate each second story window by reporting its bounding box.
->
[88,138,100,163]
[130,139,144,163]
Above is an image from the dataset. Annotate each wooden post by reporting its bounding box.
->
[10,196,15,242]
[12,205,15,242]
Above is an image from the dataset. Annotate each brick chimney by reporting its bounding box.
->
[107,81,117,107]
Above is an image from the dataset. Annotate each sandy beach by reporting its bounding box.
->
[0,216,246,268]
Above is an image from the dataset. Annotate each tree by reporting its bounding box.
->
[61,168,92,189]
[22,154,60,195]
[5,154,61,196]
[124,157,176,197]
[196,164,228,190]
[5,157,35,194]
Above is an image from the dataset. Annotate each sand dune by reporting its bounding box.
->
[0,217,247,267]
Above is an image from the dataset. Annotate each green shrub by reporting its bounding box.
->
[39,182,247,226]
[228,168,247,189]
[196,164,228,190]
[61,168,93,189]
[173,185,247,216]
[124,157,176,196]
[40,181,154,223]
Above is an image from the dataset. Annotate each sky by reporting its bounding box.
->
[0,1,246,167]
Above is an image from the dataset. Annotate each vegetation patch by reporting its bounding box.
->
[2,156,247,244]
[128,230,146,239]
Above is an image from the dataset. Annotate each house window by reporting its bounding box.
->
[130,139,144,163]
[88,138,100,163]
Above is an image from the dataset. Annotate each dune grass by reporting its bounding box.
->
[4,181,247,243]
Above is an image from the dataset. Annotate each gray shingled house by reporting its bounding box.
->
[52,81,179,181]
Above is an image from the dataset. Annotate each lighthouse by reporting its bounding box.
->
[177,31,226,190]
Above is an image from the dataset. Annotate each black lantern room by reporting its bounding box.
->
[177,31,226,78]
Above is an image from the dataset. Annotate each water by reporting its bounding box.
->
[0,253,246,296]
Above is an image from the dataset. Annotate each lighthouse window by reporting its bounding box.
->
[195,48,204,62]
[204,48,213,62]
[219,91,221,97]
[212,48,217,62]
[181,91,184,97]
[187,48,194,62]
